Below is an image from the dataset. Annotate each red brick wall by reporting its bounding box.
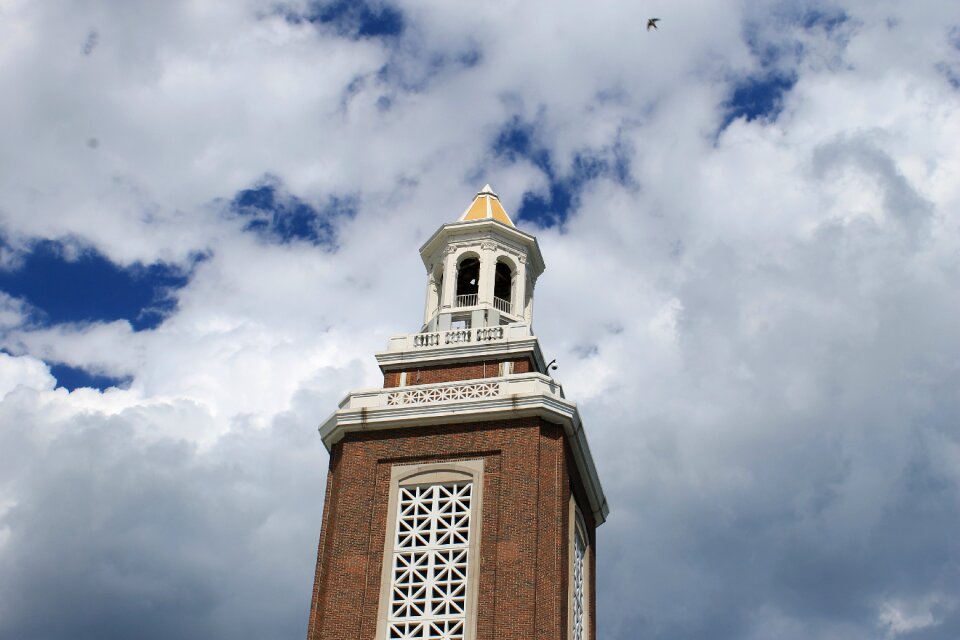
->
[383,358,533,388]
[305,418,596,640]
[513,358,532,374]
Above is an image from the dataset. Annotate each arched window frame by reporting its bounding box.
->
[454,252,481,308]
[376,459,485,640]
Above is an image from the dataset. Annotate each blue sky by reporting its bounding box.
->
[2,1,960,639]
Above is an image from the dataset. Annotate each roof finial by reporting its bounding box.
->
[478,184,498,199]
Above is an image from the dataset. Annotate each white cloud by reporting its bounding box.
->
[1,0,960,637]
[0,352,55,397]
[879,593,958,637]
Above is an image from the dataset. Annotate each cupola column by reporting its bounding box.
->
[524,269,536,324]
[514,258,528,320]
[433,247,458,330]
[478,242,497,308]
[423,270,439,327]
[440,247,457,312]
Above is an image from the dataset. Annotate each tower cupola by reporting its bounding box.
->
[419,185,545,332]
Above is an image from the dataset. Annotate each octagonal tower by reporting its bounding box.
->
[306,186,608,640]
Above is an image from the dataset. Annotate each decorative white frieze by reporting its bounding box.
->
[388,382,501,406]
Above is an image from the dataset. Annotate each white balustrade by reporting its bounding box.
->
[475,327,504,341]
[493,296,512,314]
[444,329,471,344]
[413,333,440,347]
[390,323,532,351]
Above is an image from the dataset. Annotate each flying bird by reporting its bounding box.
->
[647,18,660,30]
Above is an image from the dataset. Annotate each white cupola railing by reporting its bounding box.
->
[455,293,478,308]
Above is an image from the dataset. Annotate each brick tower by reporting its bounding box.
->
[306,185,608,640]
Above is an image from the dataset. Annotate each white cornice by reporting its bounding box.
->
[318,374,609,525]
[419,220,545,276]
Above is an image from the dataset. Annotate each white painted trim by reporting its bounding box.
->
[318,373,609,526]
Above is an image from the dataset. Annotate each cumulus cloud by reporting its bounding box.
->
[1,0,960,638]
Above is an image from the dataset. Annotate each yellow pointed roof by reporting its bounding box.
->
[458,184,515,226]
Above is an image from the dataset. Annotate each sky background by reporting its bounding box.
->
[1,0,960,638]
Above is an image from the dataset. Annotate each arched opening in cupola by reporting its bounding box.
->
[455,256,480,307]
[494,259,514,314]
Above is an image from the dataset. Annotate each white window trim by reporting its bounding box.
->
[376,459,485,640]
[568,498,590,640]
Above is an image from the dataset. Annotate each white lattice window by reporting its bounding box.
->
[572,526,586,640]
[387,482,473,640]
[569,501,589,640]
